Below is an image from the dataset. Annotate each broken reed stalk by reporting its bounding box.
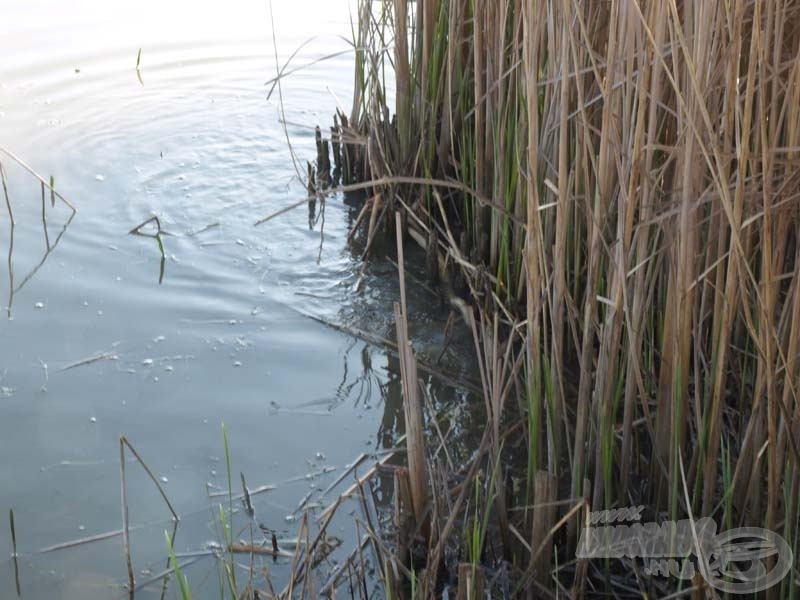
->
[119,436,179,594]
[393,211,428,530]
[0,146,76,212]
[0,162,14,225]
[40,182,50,250]
[120,437,179,520]
[9,509,20,596]
[9,509,17,557]
[326,0,800,594]
[120,438,134,596]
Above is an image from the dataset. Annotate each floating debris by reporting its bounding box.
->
[89,417,97,423]
[294,491,313,515]
[160,476,168,484]
[0,387,16,398]
[34,301,44,309]
[95,174,105,182]
[233,361,242,367]
[41,460,104,471]
[187,222,219,237]
[142,359,154,367]
[38,527,129,553]
[203,540,223,552]
[58,351,117,372]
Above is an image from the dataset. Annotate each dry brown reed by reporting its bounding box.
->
[311,0,800,595]
[119,435,179,595]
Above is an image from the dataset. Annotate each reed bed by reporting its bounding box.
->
[302,0,800,596]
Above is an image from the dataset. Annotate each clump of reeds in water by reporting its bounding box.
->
[307,0,800,596]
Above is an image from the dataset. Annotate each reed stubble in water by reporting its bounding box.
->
[9,509,21,596]
[315,0,800,595]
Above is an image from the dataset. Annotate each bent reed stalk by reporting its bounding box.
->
[324,0,800,595]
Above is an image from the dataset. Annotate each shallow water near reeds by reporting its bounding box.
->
[0,2,476,597]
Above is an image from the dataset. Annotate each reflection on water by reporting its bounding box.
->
[0,0,477,597]
[1,150,77,318]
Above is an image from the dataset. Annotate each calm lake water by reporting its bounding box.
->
[0,1,475,597]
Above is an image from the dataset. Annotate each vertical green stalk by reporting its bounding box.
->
[165,530,192,600]
[220,423,236,594]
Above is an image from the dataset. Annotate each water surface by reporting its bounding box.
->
[0,1,474,597]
